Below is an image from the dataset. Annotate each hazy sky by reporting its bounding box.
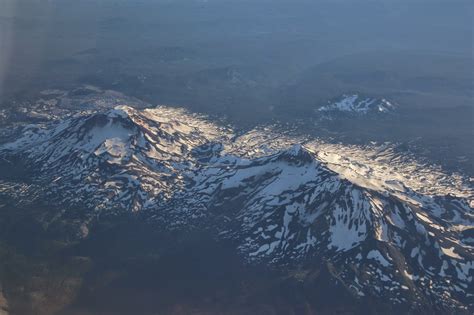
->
[0,0,472,101]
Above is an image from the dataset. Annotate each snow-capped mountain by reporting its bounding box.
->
[0,105,227,216]
[317,94,395,117]
[0,100,472,313]
[184,144,473,311]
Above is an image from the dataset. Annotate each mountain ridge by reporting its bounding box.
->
[0,103,472,313]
